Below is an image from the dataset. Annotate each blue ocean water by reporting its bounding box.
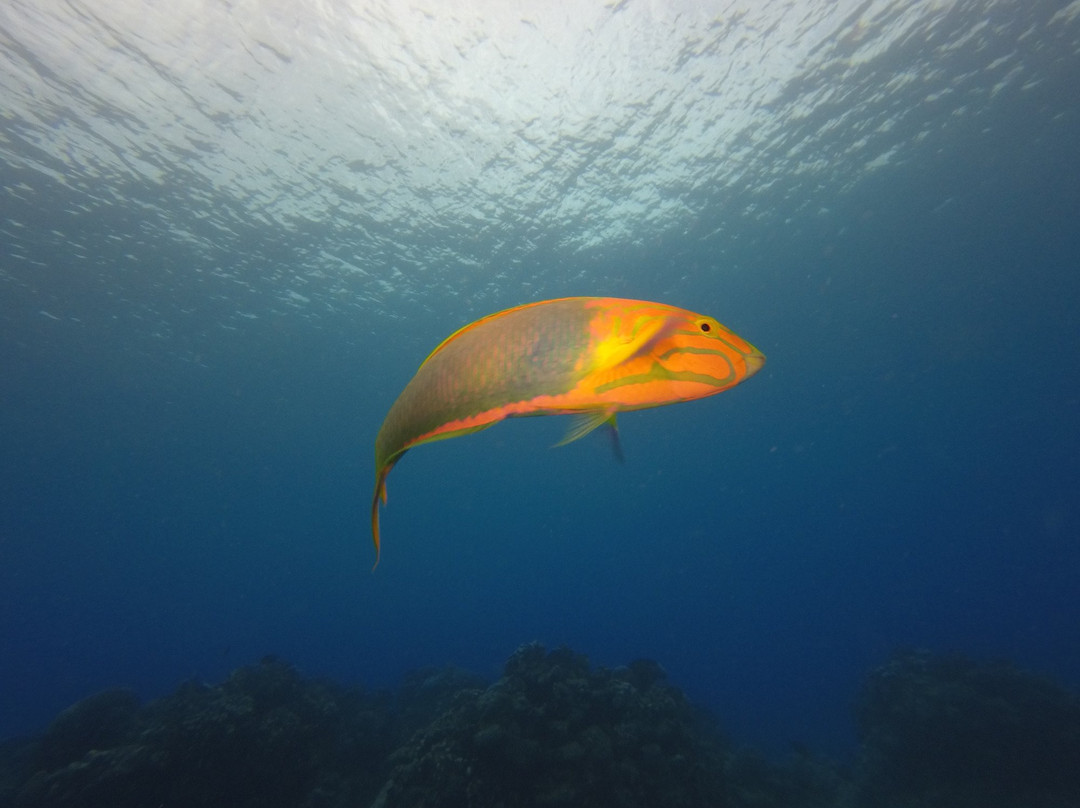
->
[1,0,1079,763]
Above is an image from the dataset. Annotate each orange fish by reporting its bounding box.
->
[371,296,764,566]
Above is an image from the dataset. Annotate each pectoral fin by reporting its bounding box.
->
[593,316,679,370]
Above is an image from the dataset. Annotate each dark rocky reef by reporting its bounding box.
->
[6,657,396,808]
[1,646,1078,808]
[372,643,729,807]
[851,649,1080,808]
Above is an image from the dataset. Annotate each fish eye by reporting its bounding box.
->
[698,320,712,333]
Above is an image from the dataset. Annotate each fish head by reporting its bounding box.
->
[581,299,765,406]
[663,311,766,387]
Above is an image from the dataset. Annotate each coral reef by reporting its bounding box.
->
[372,644,728,808]
[1,646,1078,808]
[851,650,1080,808]
[8,657,395,808]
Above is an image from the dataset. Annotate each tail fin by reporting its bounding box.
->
[370,467,391,571]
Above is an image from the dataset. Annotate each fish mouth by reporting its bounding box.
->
[744,348,766,377]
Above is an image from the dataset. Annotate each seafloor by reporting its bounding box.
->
[1,643,1078,808]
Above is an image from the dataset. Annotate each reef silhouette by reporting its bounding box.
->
[1,644,1078,807]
